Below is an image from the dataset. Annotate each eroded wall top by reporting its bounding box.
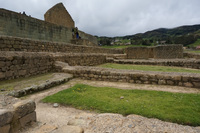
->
[44,3,75,28]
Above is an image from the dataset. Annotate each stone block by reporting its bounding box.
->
[183,82,193,87]
[0,72,5,79]
[19,111,36,128]
[13,100,36,119]
[158,80,166,85]
[0,124,10,133]
[193,82,200,87]
[0,109,13,127]
[167,80,174,85]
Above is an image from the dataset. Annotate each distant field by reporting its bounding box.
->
[185,50,200,54]
[99,63,200,73]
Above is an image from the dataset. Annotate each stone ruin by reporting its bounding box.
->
[0,2,200,133]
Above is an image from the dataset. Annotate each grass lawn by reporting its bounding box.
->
[42,84,200,126]
[185,50,200,54]
[101,45,146,49]
[99,63,200,73]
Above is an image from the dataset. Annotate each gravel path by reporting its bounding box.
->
[19,79,200,133]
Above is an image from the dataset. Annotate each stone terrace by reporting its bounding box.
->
[55,61,200,88]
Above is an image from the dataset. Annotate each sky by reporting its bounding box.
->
[1,0,200,37]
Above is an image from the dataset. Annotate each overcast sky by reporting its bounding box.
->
[1,0,200,37]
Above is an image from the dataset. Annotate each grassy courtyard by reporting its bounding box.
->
[42,84,200,126]
[99,63,200,73]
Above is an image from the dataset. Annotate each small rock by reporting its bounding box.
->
[0,89,6,91]
[120,96,124,99]
[53,103,59,108]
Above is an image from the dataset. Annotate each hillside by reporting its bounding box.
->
[98,24,200,47]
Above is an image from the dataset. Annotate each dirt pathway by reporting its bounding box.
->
[20,79,200,133]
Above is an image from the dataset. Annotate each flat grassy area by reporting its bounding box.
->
[185,50,200,54]
[101,45,146,49]
[42,84,200,126]
[99,63,200,73]
[0,73,54,91]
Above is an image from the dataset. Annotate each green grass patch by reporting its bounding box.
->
[0,73,54,91]
[189,39,200,47]
[99,63,200,73]
[101,45,146,49]
[185,50,200,54]
[42,84,200,126]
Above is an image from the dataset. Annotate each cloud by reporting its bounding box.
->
[1,0,200,37]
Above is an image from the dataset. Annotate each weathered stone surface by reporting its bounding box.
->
[13,100,36,119]
[0,124,10,133]
[52,125,84,133]
[183,82,193,87]
[44,3,74,28]
[19,111,36,128]
[0,109,13,127]
[68,119,86,126]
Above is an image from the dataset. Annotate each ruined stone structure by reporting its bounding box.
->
[0,3,97,45]
[126,44,183,59]
[0,100,36,133]
[1,4,200,133]
[44,3,75,28]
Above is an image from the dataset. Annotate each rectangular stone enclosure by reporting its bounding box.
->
[126,44,183,59]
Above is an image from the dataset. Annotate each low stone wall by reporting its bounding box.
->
[0,52,108,81]
[57,63,200,88]
[0,100,36,133]
[125,45,183,59]
[51,53,107,66]
[125,47,154,59]
[108,58,200,69]
[154,44,183,59]
[0,52,54,81]
[0,36,123,54]
[184,52,200,59]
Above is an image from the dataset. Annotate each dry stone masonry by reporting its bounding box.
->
[0,100,36,133]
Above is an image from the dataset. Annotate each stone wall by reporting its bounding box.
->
[184,52,200,59]
[0,51,109,81]
[0,52,54,80]
[78,31,98,45]
[125,47,154,59]
[51,53,106,66]
[59,65,200,88]
[44,3,75,28]
[125,45,183,59]
[154,44,183,59]
[0,36,123,54]
[0,8,72,43]
[0,100,36,133]
[0,8,97,45]
[108,58,200,69]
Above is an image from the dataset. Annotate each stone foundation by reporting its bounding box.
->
[0,100,36,133]
[0,36,123,54]
[55,62,200,88]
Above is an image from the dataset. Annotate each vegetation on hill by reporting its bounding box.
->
[98,24,200,47]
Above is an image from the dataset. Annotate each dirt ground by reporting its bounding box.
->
[19,79,200,133]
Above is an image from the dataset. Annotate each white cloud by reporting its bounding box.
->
[1,0,200,37]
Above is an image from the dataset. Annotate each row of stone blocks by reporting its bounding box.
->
[60,65,200,88]
[0,100,36,133]
[107,58,200,69]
